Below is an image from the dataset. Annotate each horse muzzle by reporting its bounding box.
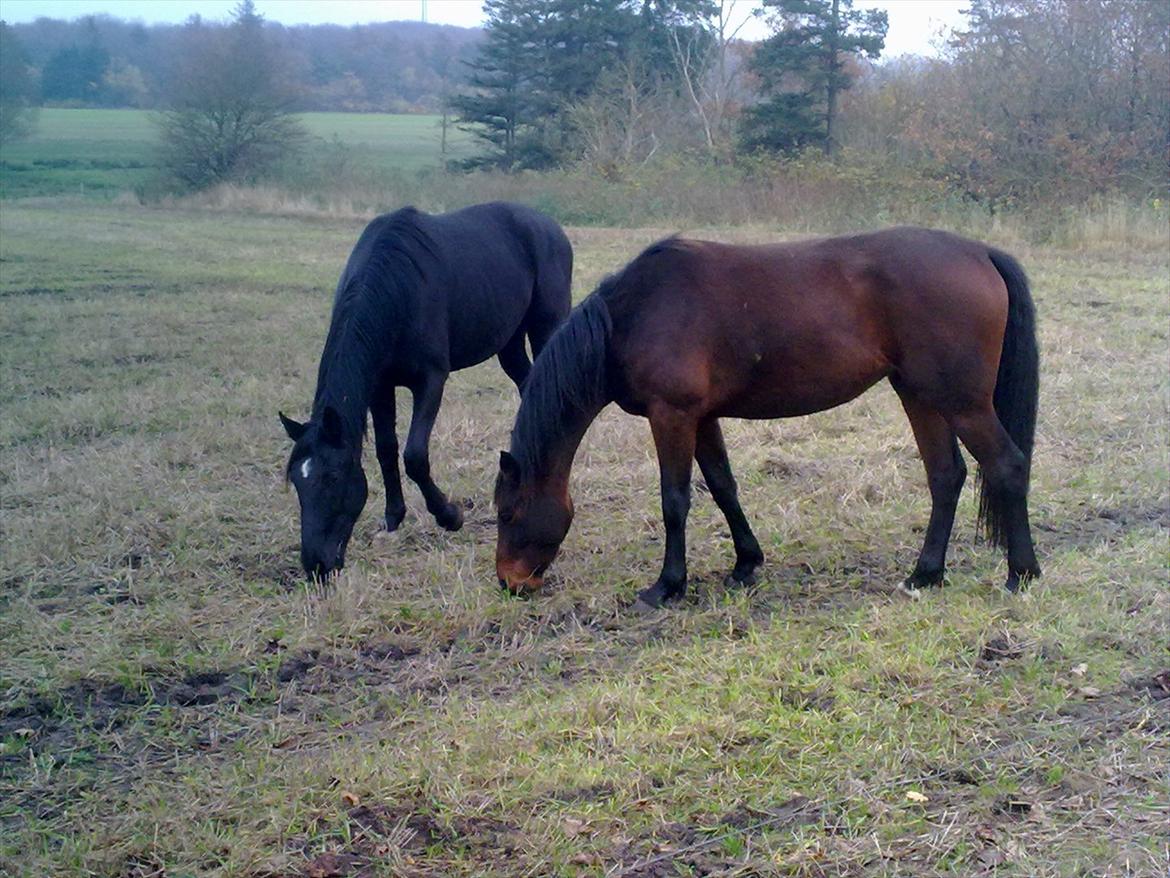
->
[497,564,544,596]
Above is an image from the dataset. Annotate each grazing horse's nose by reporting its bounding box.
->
[499,578,509,591]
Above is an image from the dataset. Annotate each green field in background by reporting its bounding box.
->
[0,108,475,199]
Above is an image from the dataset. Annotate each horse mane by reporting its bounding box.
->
[509,282,616,478]
[312,209,438,433]
[508,235,695,477]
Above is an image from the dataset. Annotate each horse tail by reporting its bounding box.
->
[979,248,1040,547]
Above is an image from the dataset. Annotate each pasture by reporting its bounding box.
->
[0,197,1167,877]
[0,109,471,199]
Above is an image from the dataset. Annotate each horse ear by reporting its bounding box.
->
[321,406,345,447]
[499,450,520,481]
[279,411,307,442]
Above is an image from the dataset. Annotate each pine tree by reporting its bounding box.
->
[0,22,37,142]
[451,0,709,170]
[741,0,886,155]
[448,0,555,170]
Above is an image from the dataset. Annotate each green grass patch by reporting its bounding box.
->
[0,108,474,199]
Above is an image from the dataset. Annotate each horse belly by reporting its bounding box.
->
[445,275,532,370]
[716,348,891,420]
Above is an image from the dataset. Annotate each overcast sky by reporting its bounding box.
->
[0,0,968,57]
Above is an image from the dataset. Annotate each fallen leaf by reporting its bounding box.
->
[904,790,928,803]
[340,790,361,807]
[563,817,588,837]
[1077,686,1101,698]
[1070,662,1087,676]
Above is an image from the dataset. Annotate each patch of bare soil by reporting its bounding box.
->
[1035,499,1169,549]
[278,802,523,878]
[604,796,820,878]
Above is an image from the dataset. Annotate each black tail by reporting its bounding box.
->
[979,248,1040,547]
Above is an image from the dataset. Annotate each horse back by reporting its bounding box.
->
[606,228,1010,419]
[335,203,571,373]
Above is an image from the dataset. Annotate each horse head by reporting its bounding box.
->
[493,451,574,595]
[280,406,368,580]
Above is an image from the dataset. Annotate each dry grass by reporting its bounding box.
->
[1,200,1167,877]
[154,169,1170,254]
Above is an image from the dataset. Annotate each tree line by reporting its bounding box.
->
[1,0,1166,204]
[0,12,478,113]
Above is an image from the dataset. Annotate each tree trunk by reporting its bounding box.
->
[825,0,840,155]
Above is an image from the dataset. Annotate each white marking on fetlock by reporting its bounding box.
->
[300,458,312,480]
[896,581,922,600]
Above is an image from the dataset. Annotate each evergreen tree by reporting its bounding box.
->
[741,0,886,155]
[452,0,708,170]
[449,0,557,170]
[0,22,37,142]
[41,18,111,105]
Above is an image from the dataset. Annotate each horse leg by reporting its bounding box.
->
[950,405,1040,592]
[525,309,562,359]
[403,371,463,531]
[529,256,571,358]
[637,408,697,610]
[497,327,532,392]
[893,384,966,590]
[694,418,763,588]
[371,381,406,531]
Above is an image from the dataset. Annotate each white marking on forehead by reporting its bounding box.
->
[300,458,312,480]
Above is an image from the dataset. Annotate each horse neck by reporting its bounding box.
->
[516,394,609,496]
[311,304,395,443]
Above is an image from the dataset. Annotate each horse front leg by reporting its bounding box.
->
[371,382,406,532]
[695,418,763,588]
[636,408,698,611]
[403,370,463,531]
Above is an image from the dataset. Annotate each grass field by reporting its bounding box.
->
[0,197,1167,877]
[0,109,473,199]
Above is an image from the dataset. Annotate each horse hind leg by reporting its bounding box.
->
[694,418,763,588]
[894,384,966,591]
[497,327,532,392]
[950,404,1040,592]
[527,261,572,359]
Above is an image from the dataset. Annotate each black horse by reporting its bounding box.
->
[280,202,572,579]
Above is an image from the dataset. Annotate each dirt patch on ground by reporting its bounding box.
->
[279,802,523,878]
[1035,499,1169,550]
[978,633,1027,665]
[601,796,820,877]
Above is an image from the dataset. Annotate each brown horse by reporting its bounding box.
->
[494,227,1040,609]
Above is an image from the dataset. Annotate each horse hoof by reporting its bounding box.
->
[1005,565,1040,594]
[382,511,406,532]
[724,570,757,589]
[903,569,945,591]
[896,581,923,600]
[436,504,464,531]
[632,597,662,615]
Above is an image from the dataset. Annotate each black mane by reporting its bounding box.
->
[508,236,691,477]
[312,209,438,434]
[509,278,618,478]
